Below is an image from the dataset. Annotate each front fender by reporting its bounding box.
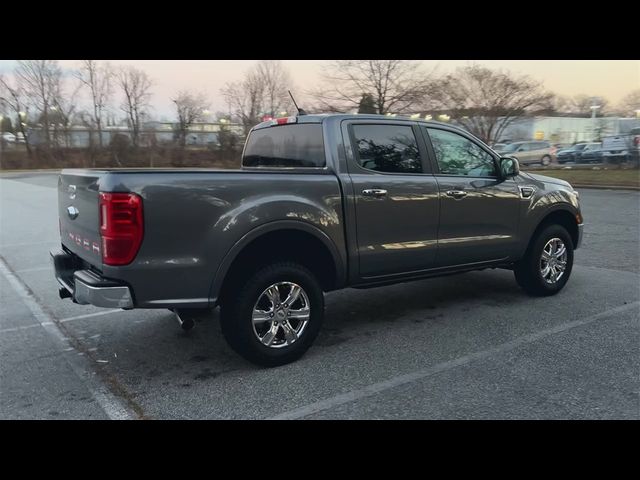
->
[516,186,581,257]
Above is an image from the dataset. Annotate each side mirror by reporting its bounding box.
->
[500,156,520,178]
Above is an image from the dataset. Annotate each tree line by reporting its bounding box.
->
[2,60,639,152]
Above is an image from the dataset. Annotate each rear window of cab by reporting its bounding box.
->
[242,124,325,168]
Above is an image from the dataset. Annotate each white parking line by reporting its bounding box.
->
[59,309,124,323]
[268,301,640,420]
[0,309,124,335]
[0,323,53,334]
[0,241,58,248]
[16,266,52,273]
[0,256,136,420]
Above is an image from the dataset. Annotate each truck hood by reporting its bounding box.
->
[520,171,573,189]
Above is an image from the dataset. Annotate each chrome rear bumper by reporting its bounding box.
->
[51,249,134,309]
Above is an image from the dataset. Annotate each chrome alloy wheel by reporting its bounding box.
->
[540,237,568,284]
[251,282,311,348]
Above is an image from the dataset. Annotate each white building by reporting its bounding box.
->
[26,121,245,148]
[497,116,640,144]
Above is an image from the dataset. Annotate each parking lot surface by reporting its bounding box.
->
[1,172,638,419]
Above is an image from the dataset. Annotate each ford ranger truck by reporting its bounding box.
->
[52,114,584,367]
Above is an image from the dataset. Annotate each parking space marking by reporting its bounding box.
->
[0,241,59,248]
[0,255,138,420]
[269,301,640,420]
[0,323,52,334]
[59,309,124,323]
[15,266,52,273]
[0,310,124,335]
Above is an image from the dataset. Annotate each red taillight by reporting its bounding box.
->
[99,192,144,266]
[634,136,639,146]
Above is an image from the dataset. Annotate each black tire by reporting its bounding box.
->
[541,155,551,166]
[219,261,324,367]
[514,224,574,296]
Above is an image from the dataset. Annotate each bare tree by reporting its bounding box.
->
[256,60,293,117]
[171,90,209,147]
[0,74,32,154]
[115,66,153,148]
[310,60,432,114]
[75,60,113,148]
[427,64,553,144]
[221,60,294,136]
[552,94,610,116]
[50,78,82,149]
[617,89,640,117]
[14,60,63,146]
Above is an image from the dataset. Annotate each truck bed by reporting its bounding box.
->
[58,168,346,308]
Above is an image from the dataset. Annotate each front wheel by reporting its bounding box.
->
[220,261,324,367]
[541,155,551,166]
[514,224,574,296]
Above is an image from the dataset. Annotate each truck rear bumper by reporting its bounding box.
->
[51,249,134,309]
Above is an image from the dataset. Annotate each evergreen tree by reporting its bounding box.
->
[1,115,13,133]
[358,93,377,114]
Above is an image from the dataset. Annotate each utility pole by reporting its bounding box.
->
[590,104,600,141]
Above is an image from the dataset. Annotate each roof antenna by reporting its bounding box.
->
[288,90,307,116]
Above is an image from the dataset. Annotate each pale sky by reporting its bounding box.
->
[1,60,638,120]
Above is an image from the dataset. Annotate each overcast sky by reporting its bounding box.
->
[1,60,638,120]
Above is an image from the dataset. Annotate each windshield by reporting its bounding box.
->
[574,144,588,151]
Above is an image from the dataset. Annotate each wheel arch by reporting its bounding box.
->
[210,220,346,306]
[520,207,580,259]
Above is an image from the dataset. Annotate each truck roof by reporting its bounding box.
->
[252,113,457,131]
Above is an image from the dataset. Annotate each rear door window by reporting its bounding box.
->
[242,124,325,168]
[351,124,423,173]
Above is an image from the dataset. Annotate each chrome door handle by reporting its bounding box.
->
[445,190,467,199]
[362,188,388,198]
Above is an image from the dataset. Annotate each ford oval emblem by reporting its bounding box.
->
[68,184,76,199]
[67,206,79,220]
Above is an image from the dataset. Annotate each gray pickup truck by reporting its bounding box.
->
[52,114,584,366]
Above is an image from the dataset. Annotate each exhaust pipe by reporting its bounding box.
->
[174,309,196,331]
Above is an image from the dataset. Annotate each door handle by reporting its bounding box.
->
[445,190,468,199]
[362,188,388,198]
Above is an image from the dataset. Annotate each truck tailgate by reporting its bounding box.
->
[602,135,628,152]
[58,172,103,268]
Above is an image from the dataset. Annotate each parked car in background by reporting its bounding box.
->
[1,132,17,143]
[499,141,554,166]
[492,143,508,153]
[577,143,603,163]
[556,143,590,163]
[601,127,640,164]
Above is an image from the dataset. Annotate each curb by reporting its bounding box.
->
[0,169,61,174]
[571,184,640,191]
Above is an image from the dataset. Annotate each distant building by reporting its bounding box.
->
[496,116,640,144]
[25,121,244,148]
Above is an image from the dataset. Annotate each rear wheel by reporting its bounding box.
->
[514,224,574,296]
[541,155,551,166]
[220,261,324,367]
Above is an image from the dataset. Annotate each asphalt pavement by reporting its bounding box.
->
[0,172,638,419]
